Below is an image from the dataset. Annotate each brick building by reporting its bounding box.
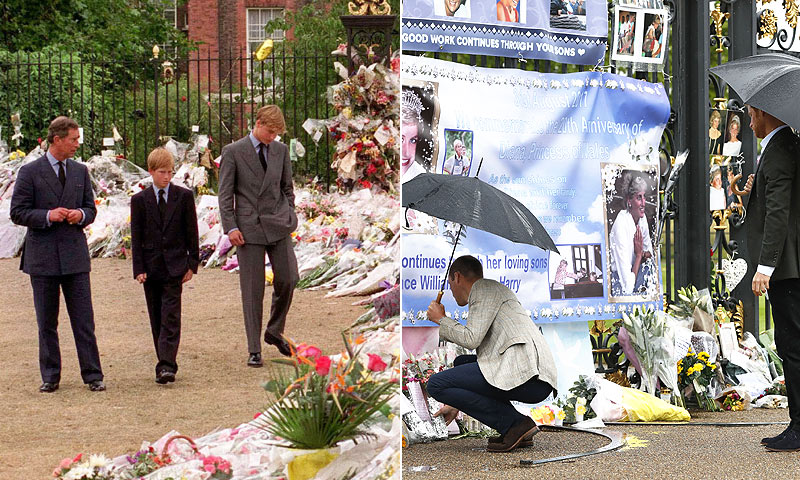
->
[166,0,298,88]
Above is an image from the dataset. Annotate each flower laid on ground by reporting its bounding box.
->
[257,334,398,450]
[555,376,598,422]
[677,348,720,411]
[530,406,557,425]
[402,352,445,391]
[297,195,341,221]
[53,453,114,480]
[720,391,745,411]
[124,447,169,478]
[201,455,233,479]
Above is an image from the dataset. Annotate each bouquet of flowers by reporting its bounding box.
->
[401,352,445,393]
[555,376,598,422]
[121,447,168,478]
[304,53,399,192]
[53,454,115,480]
[720,390,745,411]
[297,195,341,222]
[257,335,398,450]
[677,348,720,411]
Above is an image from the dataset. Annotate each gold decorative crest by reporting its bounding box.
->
[759,9,779,40]
[710,3,730,53]
[786,0,799,28]
[348,0,391,15]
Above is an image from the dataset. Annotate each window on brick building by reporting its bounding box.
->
[247,8,286,59]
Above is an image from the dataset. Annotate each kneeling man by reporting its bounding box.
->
[426,255,557,452]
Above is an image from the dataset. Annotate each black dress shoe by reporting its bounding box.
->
[39,382,59,393]
[88,380,106,392]
[762,425,793,446]
[248,353,263,367]
[264,333,292,357]
[486,417,538,453]
[156,371,176,384]
[765,428,800,452]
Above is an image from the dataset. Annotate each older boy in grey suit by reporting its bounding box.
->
[10,116,105,393]
[218,105,299,366]
[426,255,557,452]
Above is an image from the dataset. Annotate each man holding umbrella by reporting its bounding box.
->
[425,255,557,452]
[711,53,800,452]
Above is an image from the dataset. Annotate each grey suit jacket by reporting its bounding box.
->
[10,155,97,276]
[218,136,298,245]
[438,278,558,391]
[746,127,800,281]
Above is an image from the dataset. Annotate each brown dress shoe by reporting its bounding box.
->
[488,428,537,448]
[486,417,538,452]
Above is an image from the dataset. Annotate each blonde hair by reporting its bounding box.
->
[147,147,174,171]
[256,105,286,133]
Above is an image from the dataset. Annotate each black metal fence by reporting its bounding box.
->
[0,46,340,184]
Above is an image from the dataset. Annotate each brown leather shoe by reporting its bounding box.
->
[264,332,292,357]
[486,417,538,453]
[488,428,537,448]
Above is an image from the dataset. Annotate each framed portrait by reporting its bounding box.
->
[441,129,474,176]
[548,244,604,300]
[549,0,587,31]
[612,8,638,59]
[401,80,441,183]
[722,111,743,157]
[708,108,727,157]
[601,162,661,302]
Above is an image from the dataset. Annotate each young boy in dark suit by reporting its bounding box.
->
[130,147,199,384]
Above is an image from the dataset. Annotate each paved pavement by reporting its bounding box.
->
[403,408,800,479]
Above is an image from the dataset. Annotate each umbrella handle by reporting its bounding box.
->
[436,291,444,303]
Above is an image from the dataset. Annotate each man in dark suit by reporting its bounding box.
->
[218,105,299,366]
[9,116,105,393]
[130,147,199,384]
[744,106,800,452]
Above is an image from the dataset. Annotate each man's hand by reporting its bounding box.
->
[228,230,245,247]
[427,301,445,324]
[743,174,754,195]
[136,273,147,284]
[433,404,459,425]
[48,207,69,222]
[182,270,193,284]
[66,209,82,224]
[752,272,771,296]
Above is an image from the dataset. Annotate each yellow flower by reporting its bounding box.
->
[686,366,695,375]
[693,362,704,372]
[698,352,710,361]
[576,405,587,415]
[710,364,717,370]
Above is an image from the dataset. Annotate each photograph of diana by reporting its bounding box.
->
[602,164,661,302]
[401,81,441,184]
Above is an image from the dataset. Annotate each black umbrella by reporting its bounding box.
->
[402,162,558,302]
[709,53,800,131]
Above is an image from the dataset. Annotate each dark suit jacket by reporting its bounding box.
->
[746,127,800,281]
[130,184,200,279]
[218,136,297,245]
[9,155,96,276]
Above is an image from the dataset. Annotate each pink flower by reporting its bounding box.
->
[204,464,217,473]
[367,354,387,372]
[297,343,322,359]
[315,355,332,376]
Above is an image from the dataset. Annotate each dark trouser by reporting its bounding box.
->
[426,354,553,435]
[768,278,800,430]
[237,236,299,354]
[30,273,103,384]
[143,262,183,375]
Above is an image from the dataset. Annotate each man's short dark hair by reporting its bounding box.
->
[47,116,79,143]
[448,255,483,280]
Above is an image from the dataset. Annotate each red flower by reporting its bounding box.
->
[181,96,187,102]
[366,163,377,175]
[367,353,387,372]
[297,343,322,359]
[360,180,372,189]
[315,355,332,375]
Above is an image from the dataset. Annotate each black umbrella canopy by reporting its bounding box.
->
[709,53,800,131]
[402,173,558,253]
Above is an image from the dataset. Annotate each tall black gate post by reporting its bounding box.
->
[728,0,758,335]
[674,0,711,289]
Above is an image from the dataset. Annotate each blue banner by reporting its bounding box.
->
[401,56,671,327]
[401,0,608,64]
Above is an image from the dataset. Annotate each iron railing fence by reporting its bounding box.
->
[0,46,341,186]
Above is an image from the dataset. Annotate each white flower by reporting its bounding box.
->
[64,464,92,480]
[576,396,586,406]
[88,454,110,468]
